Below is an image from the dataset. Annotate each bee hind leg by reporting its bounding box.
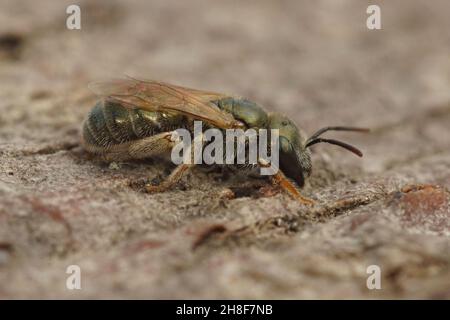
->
[127,131,193,193]
[128,132,176,160]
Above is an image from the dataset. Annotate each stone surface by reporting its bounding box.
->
[0,0,449,299]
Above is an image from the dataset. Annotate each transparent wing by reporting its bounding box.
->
[89,78,244,129]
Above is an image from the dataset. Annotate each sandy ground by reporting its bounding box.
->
[0,0,449,299]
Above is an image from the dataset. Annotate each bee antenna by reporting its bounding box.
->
[306,126,369,144]
[305,138,363,157]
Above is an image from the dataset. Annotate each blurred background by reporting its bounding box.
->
[0,0,449,299]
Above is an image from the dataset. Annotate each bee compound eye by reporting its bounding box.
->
[279,136,292,153]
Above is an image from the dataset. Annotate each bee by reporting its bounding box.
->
[82,77,368,205]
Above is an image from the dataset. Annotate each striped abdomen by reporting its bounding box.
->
[82,99,184,153]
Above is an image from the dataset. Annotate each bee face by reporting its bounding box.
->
[268,113,312,188]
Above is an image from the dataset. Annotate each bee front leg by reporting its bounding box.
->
[271,171,315,206]
[257,159,315,206]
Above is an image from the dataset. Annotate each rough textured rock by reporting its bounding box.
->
[0,0,449,299]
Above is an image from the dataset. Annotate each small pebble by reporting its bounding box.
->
[109,162,120,170]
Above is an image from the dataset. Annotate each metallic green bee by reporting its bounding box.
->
[82,78,367,205]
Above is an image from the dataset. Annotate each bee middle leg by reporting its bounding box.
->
[127,131,193,193]
[145,163,192,193]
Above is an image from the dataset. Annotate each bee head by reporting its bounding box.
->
[268,113,368,188]
[268,113,312,188]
